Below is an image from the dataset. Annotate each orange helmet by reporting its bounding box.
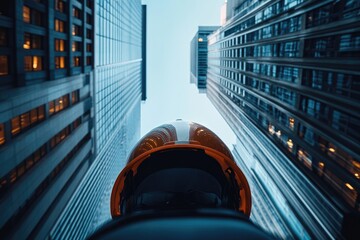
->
[110,120,251,217]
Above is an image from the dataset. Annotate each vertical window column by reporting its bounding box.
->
[48,0,55,80]
[14,1,26,86]
[67,2,74,76]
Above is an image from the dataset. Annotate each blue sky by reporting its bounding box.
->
[141,0,235,147]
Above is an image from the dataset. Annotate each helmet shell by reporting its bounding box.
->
[111,120,251,217]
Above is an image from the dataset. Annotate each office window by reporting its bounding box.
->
[297,147,312,170]
[55,0,64,12]
[304,37,336,57]
[49,94,69,116]
[0,28,7,46]
[23,6,43,26]
[55,39,65,51]
[50,125,70,149]
[86,56,92,66]
[0,123,5,145]
[32,9,42,26]
[72,25,81,36]
[23,6,30,23]
[344,0,360,18]
[302,70,359,100]
[298,124,316,146]
[23,33,42,49]
[339,32,360,57]
[73,7,81,18]
[272,86,296,106]
[72,90,79,104]
[86,29,92,39]
[279,41,299,57]
[260,82,270,93]
[300,97,330,122]
[55,19,65,32]
[86,13,92,24]
[86,43,92,52]
[72,41,81,52]
[24,33,31,49]
[278,66,299,83]
[0,56,8,75]
[73,57,80,67]
[332,110,359,140]
[11,105,45,136]
[284,0,304,10]
[24,56,43,71]
[55,56,65,69]
[86,0,92,8]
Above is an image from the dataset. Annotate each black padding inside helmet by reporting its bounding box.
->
[120,149,239,214]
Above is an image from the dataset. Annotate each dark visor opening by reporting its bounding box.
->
[120,149,238,214]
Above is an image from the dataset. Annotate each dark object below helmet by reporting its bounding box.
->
[88,209,275,240]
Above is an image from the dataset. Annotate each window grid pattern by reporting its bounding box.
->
[206,0,359,238]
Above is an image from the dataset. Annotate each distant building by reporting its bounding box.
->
[206,0,359,239]
[0,0,146,239]
[190,26,219,91]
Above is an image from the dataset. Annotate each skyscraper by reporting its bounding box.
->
[50,1,145,238]
[203,0,359,238]
[190,26,219,91]
[0,0,146,239]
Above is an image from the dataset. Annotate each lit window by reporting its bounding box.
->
[289,117,295,130]
[23,33,31,49]
[297,148,312,169]
[23,6,30,23]
[345,183,354,191]
[55,39,65,51]
[49,95,70,116]
[72,41,80,52]
[73,56,80,67]
[198,38,203,42]
[55,56,65,69]
[23,33,42,49]
[0,123,5,145]
[268,124,275,135]
[72,90,79,104]
[287,138,293,149]
[0,56,8,75]
[72,25,81,36]
[11,118,20,135]
[11,105,45,136]
[24,56,43,71]
[318,162,325,176]
[55,19,65,32]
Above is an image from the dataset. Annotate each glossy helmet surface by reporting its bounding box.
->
[110,120,251,217]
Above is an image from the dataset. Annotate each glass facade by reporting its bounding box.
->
[49,0,144,239]
[206,0,359,239]
[190,26,219,90]
[0,0,94,239]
